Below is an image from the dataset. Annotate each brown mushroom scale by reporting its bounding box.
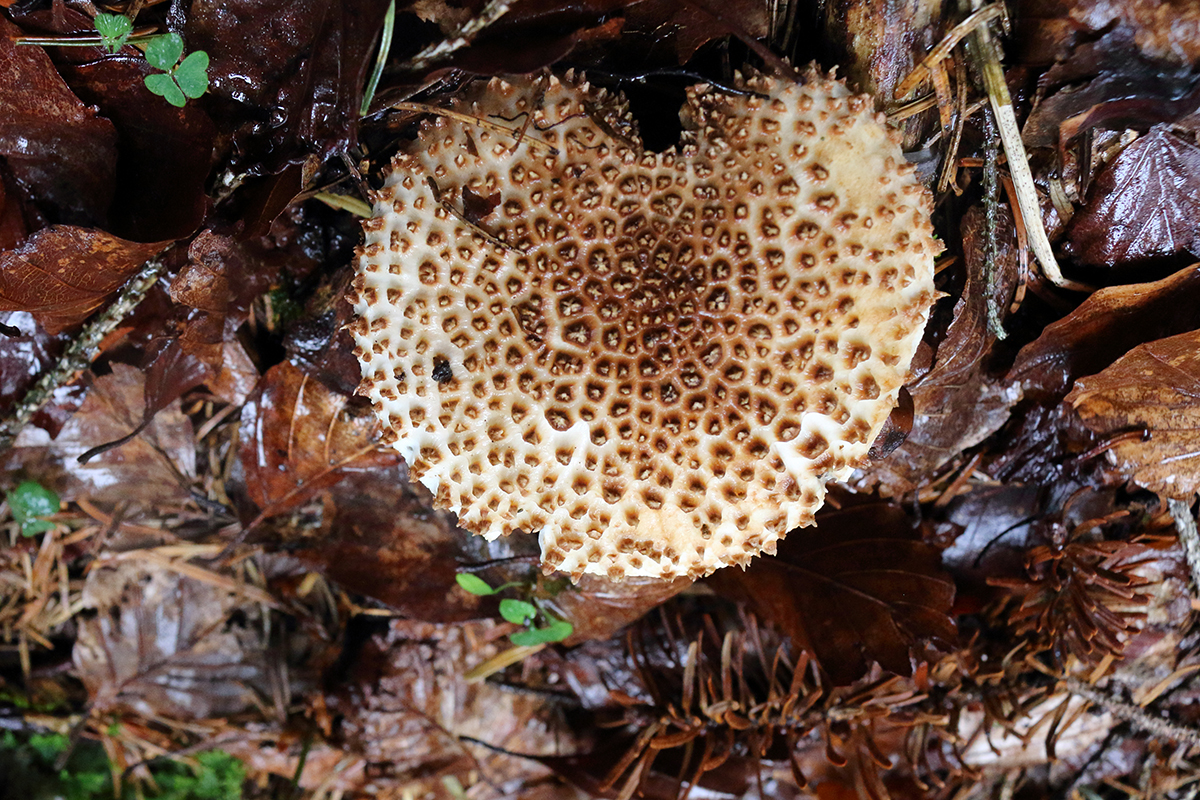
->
[351,71,937,581]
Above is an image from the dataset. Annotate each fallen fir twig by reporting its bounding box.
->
[0,259,167,453]
[1065,677,1200,748]
[1168,499,1200,599]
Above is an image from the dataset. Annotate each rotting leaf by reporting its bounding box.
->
[1068,328,1200,500]
[237,360,400,518]
[73,558,282,720]
[0,15,118,227]
[1009,262,1200,402]
[1066,127,1200,267]
[708,500,956,684]
[0,226,166,334]
[4,363,195,504]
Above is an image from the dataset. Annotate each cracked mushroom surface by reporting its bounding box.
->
[350,71,937,581]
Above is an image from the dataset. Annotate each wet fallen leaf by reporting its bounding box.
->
[237,360,399,517]
[1066,127,1200,267]
[0,15,118,228]
[6,363,195,504]
[1068,328,1200,499]
[708,500,956,684]
[74,558,279,720]
[1009,262,1200,401]
[0,311,65,424]
[0,226,166,334]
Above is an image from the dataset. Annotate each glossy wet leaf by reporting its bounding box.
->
[1067,127,1200,267]
[499,598,537,625]
[0,226,166,334]
[6,480,60,536]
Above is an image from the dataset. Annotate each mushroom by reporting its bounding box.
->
[350,71,938,581]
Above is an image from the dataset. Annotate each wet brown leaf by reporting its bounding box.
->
[1068,328,1200,499]
[0,226,166,334]
[6,363,195,504]
[237,360,400,517]
[1066,127,1200,267]
[708,500,956,684]
[0,15,118,227]
[1009,262,1200,401]
[74,558,279,720]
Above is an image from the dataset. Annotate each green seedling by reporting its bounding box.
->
[93,13,133,53]
[6,480,60,537]
[455,571,574,645]
[143,33,210,108]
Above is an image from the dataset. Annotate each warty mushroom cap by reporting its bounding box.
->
[350,70,938,581]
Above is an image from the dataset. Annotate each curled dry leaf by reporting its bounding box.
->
[1066,127,1200,267]
[0,15,117,227]
[708,499,955,685]
[1068,328,1200,499]
[74,558,280,720]
[6,363,195,503]
[237,360,401,517]
[1009,262,1200,401]
[0,226,166,334]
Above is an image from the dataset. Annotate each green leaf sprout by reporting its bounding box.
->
[498,598,537,625]
[455,569,574,647]
[7,480,60,537]
[455,573,497,596]
[93,13,133,53]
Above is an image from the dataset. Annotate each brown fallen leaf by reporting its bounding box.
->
[6,363,195,504]
[0,226,167,334]
[1068,328,1200,499]
[237,360,400,518]
[1009,262,1200,402]
[1066,126,1200,267]
[708,499,956,685]
[74,558,281,720]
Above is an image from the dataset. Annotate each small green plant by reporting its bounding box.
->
[93,13,134,53]
[455,572,574,645]
[142,33,209,108]
[6,480,60,537]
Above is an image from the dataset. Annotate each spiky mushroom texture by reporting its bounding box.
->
[350,71,938,581]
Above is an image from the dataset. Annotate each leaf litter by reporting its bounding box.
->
[3,1,1200,798]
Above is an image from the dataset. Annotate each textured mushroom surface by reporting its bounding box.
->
[351,71,937,580]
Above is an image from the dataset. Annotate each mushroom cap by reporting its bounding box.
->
[351,71,938,581]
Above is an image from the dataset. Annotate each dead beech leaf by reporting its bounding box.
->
[1068,329,1200,500]
[708,500,956,684]
[1066,127,1200,267]
[73,558,278,720]
[0,15,117,227]
[1009,262,1200,401]
[238,360,400,517]
[0,226,166,334]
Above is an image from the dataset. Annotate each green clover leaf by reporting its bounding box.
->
[498,598,537,625]
[144,33,184,70]
[510,619,573,646]
[144,72,186,107]
[7,481,60,537]
[174,51,209,99]
[93,13,132,53]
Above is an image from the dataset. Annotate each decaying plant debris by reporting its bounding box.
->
[2,0,1200,798]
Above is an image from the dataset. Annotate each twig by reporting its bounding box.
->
[1168,499,1200,597]
[981,109,1007,340]
[401,0,512,72]
[964,0,1090,292]
[0,258,167,453]
[1065,677,1200,748]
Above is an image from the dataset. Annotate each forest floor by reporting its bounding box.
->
[2,1,1200,798]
